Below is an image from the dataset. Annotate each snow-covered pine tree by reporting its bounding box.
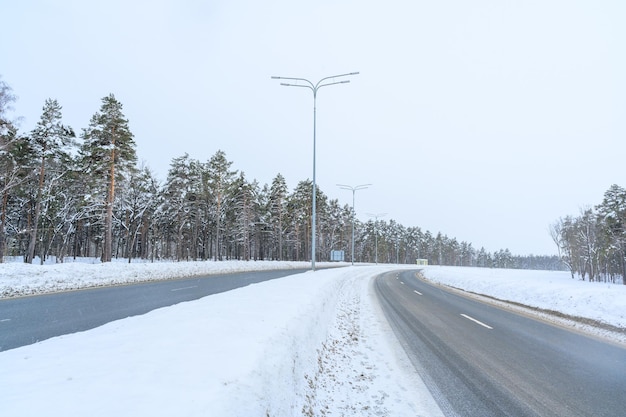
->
[268,173,288,260]
[80,94,136,262]
[162,153,203,261]
[256,182,271,260]
[25,98,75,264]
[318,198,345,261]
[206,150,236,261]
[286,180,314,262]
[596,184,626,283]
[230,172,259,261]
[117,164,160,262]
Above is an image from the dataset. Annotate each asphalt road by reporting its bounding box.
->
[375,270,626,417]
[0,268,310,352]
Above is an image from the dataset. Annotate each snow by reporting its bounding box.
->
[1,260,625,416]
[0,257,333,298]
[421,266,626,331]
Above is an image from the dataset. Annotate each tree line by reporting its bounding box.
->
[551,184,626,284]
[1,77,561,268]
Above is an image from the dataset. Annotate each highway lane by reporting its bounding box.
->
[0,268,310,352]
[375,270,626,417]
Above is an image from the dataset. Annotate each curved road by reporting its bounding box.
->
[0,268,310,352]
[375,270,626,417]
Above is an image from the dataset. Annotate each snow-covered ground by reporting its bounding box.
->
[422,266,626,333]
[1,260,625,416]
[0,257,338,298]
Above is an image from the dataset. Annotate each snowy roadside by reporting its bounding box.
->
[0,258,342,298]
[420,265,626,344]
[0,265,443,416]
[2,261,626,415]
[301,267,443,416]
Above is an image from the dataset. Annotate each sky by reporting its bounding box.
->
[2,0,625,255]
[1,260,625,415]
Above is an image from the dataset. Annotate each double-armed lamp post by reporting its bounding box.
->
[272,72,359,271]
[337,183,371,265]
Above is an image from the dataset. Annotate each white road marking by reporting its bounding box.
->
[460,314,493,329]
[400,281,405,285]
[171,286,198,292]
[0,318,10,323]
[413,290,423,296]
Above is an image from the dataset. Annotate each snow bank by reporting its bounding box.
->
[0,258,340,298]
[421,266,626,329]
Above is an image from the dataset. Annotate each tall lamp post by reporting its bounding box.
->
[272,72,359,271]
[366,212,387,264]
[337,183,371,265]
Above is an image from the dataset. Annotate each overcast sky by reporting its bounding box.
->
[2,0,625,255]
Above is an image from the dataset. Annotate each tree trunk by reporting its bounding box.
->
[0,189,8,263]
[26,155,46,264]
[621,245,626,285]
[103,135,116,263]
[215,191,221,261]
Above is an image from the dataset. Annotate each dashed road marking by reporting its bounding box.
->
[413,290,423,296]
[460,314,493,329]
[171,286,198,292]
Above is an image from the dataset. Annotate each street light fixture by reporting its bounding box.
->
[272,72,359,271]
[337,183,371,265]
[366,212,387,264]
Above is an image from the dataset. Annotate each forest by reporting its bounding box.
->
[1,77,563,270]
[551,184,626,283]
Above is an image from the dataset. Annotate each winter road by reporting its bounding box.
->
[375,270,626,417]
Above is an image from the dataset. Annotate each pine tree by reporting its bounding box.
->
[231,172,261,260]
[118,164,160,262]
[319,198,345,261]
[80,94,136,262]
[268,173,288,260]
[25,99,75,264]
[256,183,271,260]
[596,184,626,283]
[286,180,315,261]
[206,150,236,261]
[162,153,203,261]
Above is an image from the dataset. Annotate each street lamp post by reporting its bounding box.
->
[337,183,371,265]
[272,72,359,271]
[366,212,387,264]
